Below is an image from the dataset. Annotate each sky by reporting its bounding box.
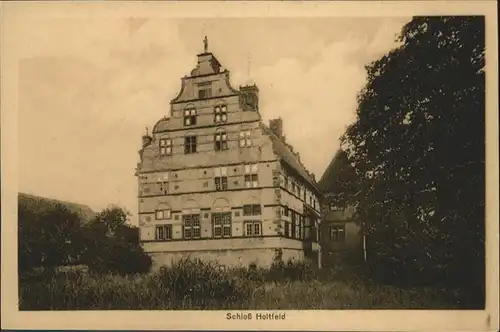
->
[16,15,410,220]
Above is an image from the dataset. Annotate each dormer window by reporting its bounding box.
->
[184,109,197,126]
[214,105,228,123]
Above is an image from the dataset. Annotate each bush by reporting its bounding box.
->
[155,257,250,308]
[265,258,316,282]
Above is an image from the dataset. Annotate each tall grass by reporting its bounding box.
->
[19,258,460,310]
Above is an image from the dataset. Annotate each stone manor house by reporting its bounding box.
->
[136,41,323,269]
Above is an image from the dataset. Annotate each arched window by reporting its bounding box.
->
[183,107,197,126]
[214,104,228,123]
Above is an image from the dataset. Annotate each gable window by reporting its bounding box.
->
[155,225,172,241]
[199,88,212,99]
[214,132,228,151]
[159,139,172,156]
[244,164,259,188]
[184,109,197,126]
[330,225,345,243]
[239,131,252,147]
[244,221,262,236]
[155,209,171,220]
[243,204,261,216]
[183,214,201,239]
[184,136,197,154]
[214,105,228,123]
[212,212,232,238]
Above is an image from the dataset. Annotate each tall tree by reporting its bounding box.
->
[341,16,485,307]
[19,201,84,272]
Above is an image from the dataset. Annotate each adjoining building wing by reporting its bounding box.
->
[318,149,364,266]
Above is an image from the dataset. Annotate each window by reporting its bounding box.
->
[214,167,228,191]
[292,182,296,194]
[158,181,168,195]
[159,139,172,156]
[184,109,197,126]
[283,220,291,238]
[330,225,345,242]
[215,177,228,191]
[283,205,289,217]
[291,211,297,239]
[155,209,171,220]
[244,164,259,188]
[284,176,289,189]
[183,214,201,239]
[214,105,228,123]
[214,132,228,151]
[244,221,262,236]
[212,213,232,238]
[297,186,301,197]
[243,204,261,216]
[329,202,342,211]
[199,88,212,99]
[184,136,197,154]
[239,131,252,147]
[155,225,172,241]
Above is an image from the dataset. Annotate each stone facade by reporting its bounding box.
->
[136,45,321,270]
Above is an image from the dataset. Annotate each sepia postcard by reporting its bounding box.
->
[1,1,499,331]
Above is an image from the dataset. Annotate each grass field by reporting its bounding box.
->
[19,258,461,310]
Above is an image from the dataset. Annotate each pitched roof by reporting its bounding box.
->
[318,149,357,194]
[18,193,96,222]
[260,123,318,190]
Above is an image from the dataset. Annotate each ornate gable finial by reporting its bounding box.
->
[203,36,208,53]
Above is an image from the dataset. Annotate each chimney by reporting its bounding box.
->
[269,118,283,138]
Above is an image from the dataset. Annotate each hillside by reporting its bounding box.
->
[18,193,96,222]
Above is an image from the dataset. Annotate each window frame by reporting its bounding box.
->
[244,221,262,237]
[159,138,173,156]
[215,176,228,191]
[198,88,212,99]
[155,209,172,220]
[183,214,201,240]
[244,163,259,188]
[183,108,197,127]
[243,204,261,216]
[212,212,232,238]
[214,105,228,123]
[184,135,197,154]
[330,225,346,243]
[214,131,228,151]
[239,131,252,148]
[155,224,173,241]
